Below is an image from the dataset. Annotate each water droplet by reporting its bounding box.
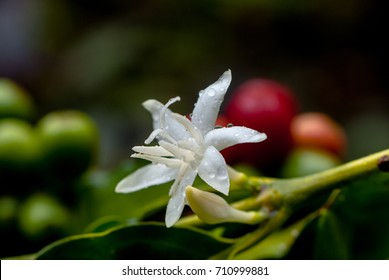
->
[209,173,216,179]
[217,174,228,180]
[227,123,234,127]
[207,88,216,97]
[199,90,204,97]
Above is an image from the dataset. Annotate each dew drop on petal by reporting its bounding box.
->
[217,174,228,181]
[215,165,229,181]
[209,173,216,179]
[207,88,216,97]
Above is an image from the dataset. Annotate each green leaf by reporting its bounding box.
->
[34,223,232,260]
[332,173,389,259]
[2,254,36,260]
[314,209,351,259]
[83,215,131,233]
[232,212,317,260]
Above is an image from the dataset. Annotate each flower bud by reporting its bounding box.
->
[227,166,247,184]
[185,186,265,225]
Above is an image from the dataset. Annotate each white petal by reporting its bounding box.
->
[142,99,164,130]
[165,191,185,228]
[142,99,190,141]
[115,164,177,193]
[165,168,197,227]
[198,146,229,195]
[191,70,232,135]
[205,126,267,151]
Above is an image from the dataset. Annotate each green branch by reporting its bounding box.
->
[270,148,389,207]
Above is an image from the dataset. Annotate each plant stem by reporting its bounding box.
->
[273,148,389,206]
[176,215,203,227]
[230,148,389,212]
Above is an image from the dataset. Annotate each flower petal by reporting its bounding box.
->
[198,146,229,195]
[142,99,191,141]
[115,163,177,193]
[205,126,267,151]
[191,70,232,135]
[165,168,197,227]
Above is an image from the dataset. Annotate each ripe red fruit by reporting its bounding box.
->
[290,112,347,158]
[224,78,298,171]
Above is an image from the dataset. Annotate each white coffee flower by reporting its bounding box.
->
[115,70,267,227]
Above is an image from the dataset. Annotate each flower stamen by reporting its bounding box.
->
[160,96,181,131]
[159,140,196,162]
[172,113,204,146]
[145,128,177,145]
[131,153,182,168]
[132,145,174,157]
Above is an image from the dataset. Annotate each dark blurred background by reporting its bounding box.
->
[1,0,389,166]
